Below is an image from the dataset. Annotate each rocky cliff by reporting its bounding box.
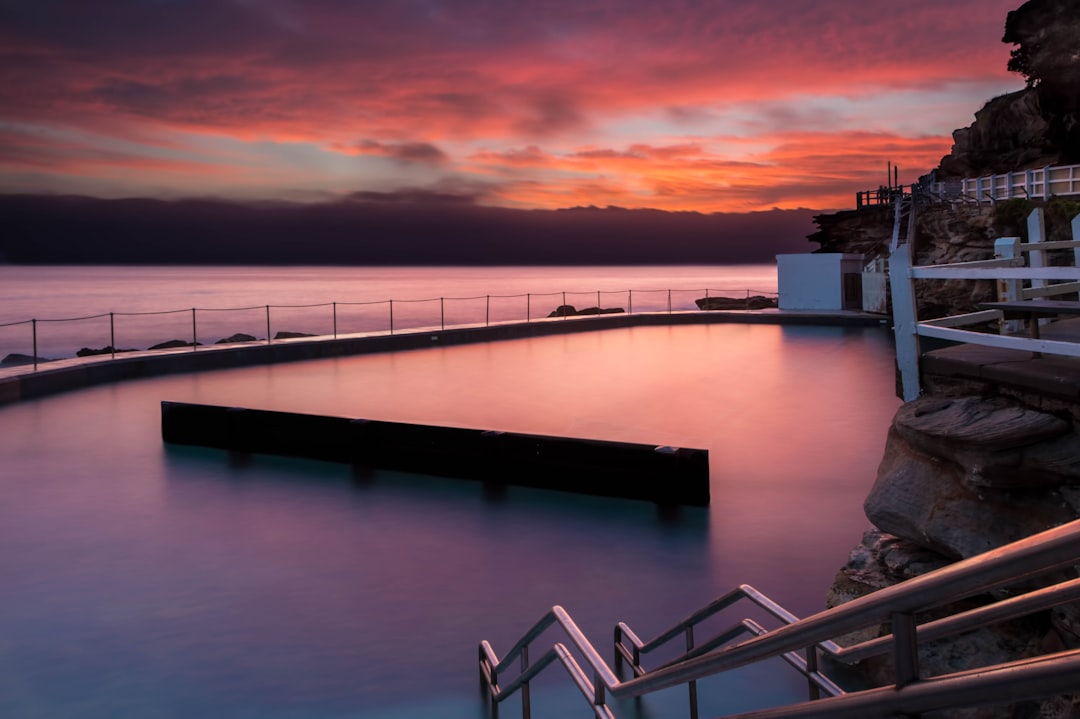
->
[938,0,1079,178]
[811,3,1080,714]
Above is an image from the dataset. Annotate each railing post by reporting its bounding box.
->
[265,305,271,344]
[521,645,531,719]
[32,319,37,370]
[686,626,699,719]
[806,644,821,701]
[889,243,922,401]
[110,312,115,358]
[440,297,444,330]
[994,237,1023,335]
[562,291,566,320]
[526,293,530,323]
[1027,208,1047,292]
[891,611,920,690]
[333,302,337,338]
[667,289,671,313]
[628,290,632,315]
[486,295,490,327]
[593,670,605,708]
[389,300,394,335]
[1073,213,1080,267]
[191,308,197,351]
[596,290,601,310]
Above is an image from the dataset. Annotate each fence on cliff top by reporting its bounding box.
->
[0,285,779,371]
[856,162,1080,209]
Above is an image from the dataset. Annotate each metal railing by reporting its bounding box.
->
[0,286,778,371]
[891,207,1080,400]
[478,519,1080,718]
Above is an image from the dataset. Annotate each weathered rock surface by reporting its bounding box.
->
[864,398,1078,560]
[546,305,625,317]
[76,346,137,357]
[148,339,200,350]
[938,88,1059,178]
[828,394,1080,716]
[827,530,1070,719]
[215,333,258,344]
[891,396,1080,488]
[695,295,777,310]
[273,331,316,339]
[0,353,54,366]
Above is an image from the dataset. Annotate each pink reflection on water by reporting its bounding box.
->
[0,322,900,716]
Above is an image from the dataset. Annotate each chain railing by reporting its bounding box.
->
[0,286,779,371]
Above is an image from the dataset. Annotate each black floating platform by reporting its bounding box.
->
[161,401,710,506]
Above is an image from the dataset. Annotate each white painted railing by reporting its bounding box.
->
[891,208,1080,401]
[930,163,1080,203]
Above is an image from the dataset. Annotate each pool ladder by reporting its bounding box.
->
[479,519,1080,718]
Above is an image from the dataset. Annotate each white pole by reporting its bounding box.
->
[889,243,922,402]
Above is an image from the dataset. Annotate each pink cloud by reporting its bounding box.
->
[0,0,1024,209]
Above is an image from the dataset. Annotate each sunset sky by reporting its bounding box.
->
[0,0,1024,213]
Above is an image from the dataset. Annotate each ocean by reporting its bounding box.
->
[0,264,778,361]
[0,264,901,718]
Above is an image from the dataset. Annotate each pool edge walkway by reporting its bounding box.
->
[0,309,888,406]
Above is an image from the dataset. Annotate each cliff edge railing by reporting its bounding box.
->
[891,207,1080,401]
[855,162,1080,209]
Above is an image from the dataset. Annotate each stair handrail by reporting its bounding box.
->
[614,583,843,697]
[479,518,1080,716]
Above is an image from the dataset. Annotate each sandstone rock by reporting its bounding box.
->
[76,346,137,357]
[0,353,53,366]
[148,339,200,350]
[215,333,258,344]
[273,331,316,339]
[826,530,1065,719]
[892,396,1076,488]
[546,305,624,317]
[548,304,577,317]
[864,426,1076,559]
[695,295,777,310]
[826,529,951,647]
[575,306,624,316]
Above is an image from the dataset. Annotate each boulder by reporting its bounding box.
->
[826,530,1063,719]
[273,331,316,340]
[892,396,1077,488]
[695,295,777,310]
[76,346,137,357]
[864,425,1076,560]
[0,353,54,366]
[215,333,258,344]
[546,305,624,317]
[148,339,200,350]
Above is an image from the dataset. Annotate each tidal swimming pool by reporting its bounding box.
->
[0,323,901,718]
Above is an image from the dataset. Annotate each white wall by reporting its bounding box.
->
[777,253,865,310]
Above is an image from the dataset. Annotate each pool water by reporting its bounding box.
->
[0,323,900,718]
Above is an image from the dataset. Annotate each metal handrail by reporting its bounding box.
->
[478,518,1080,718]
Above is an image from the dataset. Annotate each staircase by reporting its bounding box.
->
[478,520,1080,718]
[890,190,916,253]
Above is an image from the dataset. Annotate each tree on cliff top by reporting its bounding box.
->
[1002,0,1080,89]
[1002,0,1080,164]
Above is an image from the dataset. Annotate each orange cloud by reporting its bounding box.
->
[0,0,1023,210]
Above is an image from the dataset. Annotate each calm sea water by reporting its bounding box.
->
[0,266,901,718]
[0,265,778,360]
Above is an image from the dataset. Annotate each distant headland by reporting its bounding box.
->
[0,193,816,266]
